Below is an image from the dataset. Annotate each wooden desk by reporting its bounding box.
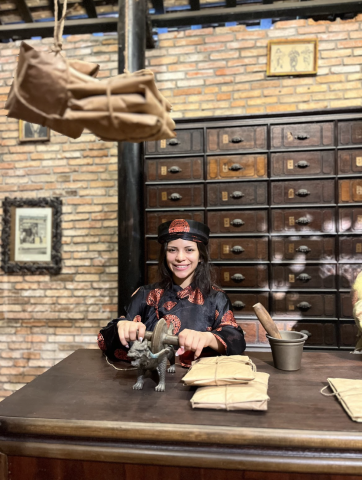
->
[0,350,362,480]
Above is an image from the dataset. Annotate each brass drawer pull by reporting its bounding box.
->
[296,161,310,168]
[231,274,245,282]
[231,136,243,144]
[232,301,245,309]
[295,133,310,140]
[228,163,243,171]
[295,217,310,225]
[230,219,244,226]
[231,191,244,199]
[231,246,244,254]
[297,302,312,310]
[296,245,311,253]
[168,139,180,146]
[168,166,182,174]
[297,273,311,282]
[169,193,182,201]
[296,189,310,197]
[300,329,312,337]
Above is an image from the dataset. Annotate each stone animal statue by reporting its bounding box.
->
[127,337,175,392]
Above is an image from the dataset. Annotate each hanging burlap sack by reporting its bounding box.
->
[190,372,270,411]
[321,378,362,422]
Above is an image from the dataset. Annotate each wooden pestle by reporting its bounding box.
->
[253,303,282,339]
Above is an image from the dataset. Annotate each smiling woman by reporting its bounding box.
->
[98,219,246,365]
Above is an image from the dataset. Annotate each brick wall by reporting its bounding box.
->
[1,14,362,400]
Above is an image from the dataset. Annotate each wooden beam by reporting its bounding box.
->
[14,0,33,23]
[189,0,201,11]
[151,0,164,15]
[82,0,97,18]
[151,0,362,27]
[225,0,237,8]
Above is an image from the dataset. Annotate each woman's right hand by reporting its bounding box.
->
[117,320,146,348]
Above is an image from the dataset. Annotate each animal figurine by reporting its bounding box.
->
[127,337,175,391]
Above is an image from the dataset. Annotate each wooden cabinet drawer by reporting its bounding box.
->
[145,157,203,182]
[339,208,362,233]
[338,150,362,174]
[208,210,268,234]
[340,293,353,318]
[207,126,267,152]
[207,182,267,207]
[339,264,362,289]
[271,151,335,177]
[147,239,161,261]
[339,237,362,261]
[292,322,337,347]
[338,121,362,146]
[145,129,203,155]
[207,154,267,180]
[272,265,336,289]
[146,211,204,235]
[340,322,359,347]
[271,122,334,149]
[228,292,269,318]
[339,179,362,203]
[272,208,335,233]
[147,184,204,208]
[272,237,335,261]
[210,237,268,261]
[271,179,335,205]
[215,265,268,288]
[147,265,159,284]
[272,293,336,318]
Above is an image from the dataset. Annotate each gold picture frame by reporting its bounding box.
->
[19,120,50,142]
[267,39,318,76]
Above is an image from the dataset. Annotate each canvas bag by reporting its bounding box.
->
[182,355,257,386]
[322,378,362,422]
[190,372,270,411]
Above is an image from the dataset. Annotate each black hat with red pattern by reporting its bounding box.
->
[158,219,210,245]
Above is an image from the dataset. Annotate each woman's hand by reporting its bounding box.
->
[117,320,146,348]
[177,329,215,359]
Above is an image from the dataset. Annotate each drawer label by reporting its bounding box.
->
[161,192,167,201]
[223,245,230,254]
[222,164,228,173]
[288,243,294,253]
[289,216,295,226]
[222,134,229,144]
[357,186,362,196]
[357,157,362,166]
[222,191,228,201]
[161,166,167,176]
[288,189,294,199]
[224,218,230,227]
[289,274,295,283]
[224,272,230,281]
[358,215,362,224]
[289,304,295,310]
[162,218,167,223]
[287,160,294,169]
[357,243,362,253]
[160,139,166,149]
[287,131,293,141]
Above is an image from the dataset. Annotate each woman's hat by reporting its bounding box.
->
[158,219,210,245]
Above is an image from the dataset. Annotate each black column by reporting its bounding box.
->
[117,0,147,315]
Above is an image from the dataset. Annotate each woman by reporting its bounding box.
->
[98,219,246,364]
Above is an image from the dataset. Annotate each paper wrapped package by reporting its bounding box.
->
[190,372,270,411]
[327,378,362,422]
[182,355,256,386]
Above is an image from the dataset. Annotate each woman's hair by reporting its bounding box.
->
[157,242,215,297]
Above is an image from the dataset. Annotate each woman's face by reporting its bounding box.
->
[166,238,200,288]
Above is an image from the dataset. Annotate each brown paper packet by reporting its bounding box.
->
[190,372,270,411]
[327,378,362,422]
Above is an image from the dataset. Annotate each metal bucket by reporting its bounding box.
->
[266,331,308,371]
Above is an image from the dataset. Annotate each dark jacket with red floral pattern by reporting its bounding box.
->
[98,283,246,362]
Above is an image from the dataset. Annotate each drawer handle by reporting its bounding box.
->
[297,273,311,282]
[169,193,182,201]
[230,219,244,226]
[295,217,310,225]
[296,189,310,197]
[296,245,311,253]
[300,329,312,337]
[295,133,310,140]
[297,302,312,310]
[168,166,182,174]
[228,163,243,171]
[231,136,243,144]
[231,191,244,199]
[168,139,180,146]
[296,161,310,168]
[232,301,245,309]
[231,246,244,254]
[231,274,245,282]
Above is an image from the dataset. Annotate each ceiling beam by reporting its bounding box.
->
[225,0,237,8]
[14,0,34,23]
[189,0,201,11]
[82,0,98,18]
[151,0,164,15]
[151,0,362,27]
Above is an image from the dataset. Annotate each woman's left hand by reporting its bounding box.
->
[177,329,214,359]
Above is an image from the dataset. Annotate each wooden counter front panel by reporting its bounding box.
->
[339,207,362,233]
[207,154,267,180]
[271,122,334,149]
[207,126,267,152]
[209,237,268,261]
[146,211,204,235]
[338,120,362,146]
[339,179,362,203]
[271,237,335,261]
[207,182,267,207]
[208,210,268,234]
[147,185,204,208]
[272,265,336,289]
[228,292,269,318]
[272,292,336,318]
[271,179,335,205]
[292,322,337,346]
[272,208,335,233]
[145,157,203,182]
[339,237,362,261]
[340,293,353,318]
[340,322,359,346]
[145,129,203,155]
[271,151,335,177]
[215,265,268,288]
[338,149,362,174]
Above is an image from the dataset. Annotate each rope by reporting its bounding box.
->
[106,355,137,371]
[320,385,362,397]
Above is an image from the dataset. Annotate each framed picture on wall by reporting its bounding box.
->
[267,39,318,76]
[19,120,50,142]
[1,197,62,274]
